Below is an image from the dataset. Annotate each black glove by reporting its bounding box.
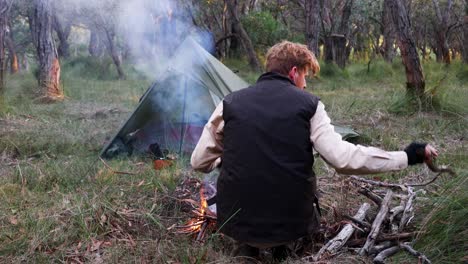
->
[404,142,427,165]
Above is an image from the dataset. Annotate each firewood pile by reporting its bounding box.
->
[306,165,455,263]
[171,163,454,263]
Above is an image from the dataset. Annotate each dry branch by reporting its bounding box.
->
[399,187,415,232]
[343,215,371,229]
[346,232,415,247]
[359,190,393,256]
[350,175,405,190]
[400,242,432,264]
[373,245,400,264]
[389,205,405,233]
[358,188,383,206]
[406,168,454,187]
[369,241,395,255]
[99,157,139,175]
[313,203,371,261]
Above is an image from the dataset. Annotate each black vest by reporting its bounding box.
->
[217,72,320,244]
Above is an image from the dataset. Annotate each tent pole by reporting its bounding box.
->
[179,77,188,155]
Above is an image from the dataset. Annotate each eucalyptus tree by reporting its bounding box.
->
[0,0,13,96]
[387,0,426,97]
[29,0,63,102]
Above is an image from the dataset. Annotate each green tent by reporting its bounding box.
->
[100,37,248,158]
[100,37,359,159]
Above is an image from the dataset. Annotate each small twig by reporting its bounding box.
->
[196,222,209,241]
[99,157,139,175]
[406,169,454,187]
[359,190,393,256]
[350,175,406,190]
[400,242,432,264]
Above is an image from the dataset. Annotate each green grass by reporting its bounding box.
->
[0,58,467,263]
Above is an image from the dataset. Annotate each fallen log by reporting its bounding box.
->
[359,190,393,256]
[373,246,400,264]
[313,203,371,261]
[400,242,432,264]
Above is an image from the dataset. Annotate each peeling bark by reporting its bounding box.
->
[30,0,63,102]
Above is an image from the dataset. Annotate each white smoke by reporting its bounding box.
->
[57,0,214,79]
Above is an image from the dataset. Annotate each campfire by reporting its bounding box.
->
[172,179,217,241]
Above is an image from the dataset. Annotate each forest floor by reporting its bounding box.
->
[0,59,466,263]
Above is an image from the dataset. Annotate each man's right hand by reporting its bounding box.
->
[404,142,438,166]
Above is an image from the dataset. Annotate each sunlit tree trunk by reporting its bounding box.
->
[226,0,261,72]
[305,0,320,57]
[5,35,18,74]
[29,0,63,102]
[387,0,425,97]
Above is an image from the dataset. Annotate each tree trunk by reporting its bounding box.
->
[322,0,353,68]
[88,29,105,57]
[103,27,125,80]
[53,15,71,58]
[29,0,63,102]
[334,0,353,68]
[463,2,468,63]
[226,0,261,72]
[324,36,334,64]
[431,0,452,64]
[0,0,12,97]
[382,0,396,62]
[305,0,321,57]
[5,35,18,74]
[387,0,425,97]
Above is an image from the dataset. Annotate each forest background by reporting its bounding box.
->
[0,0,466,263]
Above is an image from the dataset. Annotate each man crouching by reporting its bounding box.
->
[190,41,437,261]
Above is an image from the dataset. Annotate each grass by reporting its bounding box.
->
[0,57,467,263]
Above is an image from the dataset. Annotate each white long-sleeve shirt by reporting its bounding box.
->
[191,101,408,174]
